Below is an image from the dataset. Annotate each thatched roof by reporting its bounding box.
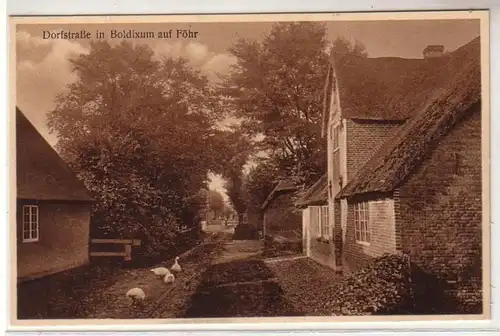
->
[260,180,297,211]
[295,173,328,208]
[322,37,480,133]
[338,37,481,198]
[16,107,94,202]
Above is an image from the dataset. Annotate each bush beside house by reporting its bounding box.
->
[327,254,482,315]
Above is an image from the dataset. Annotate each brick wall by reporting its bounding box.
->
[343,194,396,273]
[17,201,91,281]
[346,119,402,180]
[398,105,482,307]
[333,199,342,270]
[263,191,302,239]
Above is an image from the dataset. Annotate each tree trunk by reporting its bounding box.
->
[238,212,245,225]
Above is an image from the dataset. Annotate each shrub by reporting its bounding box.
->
[328,254,414,315]
[140,213,181,256]
[328,253,483,315]
[233,224,260,240]
[263,235,302,258]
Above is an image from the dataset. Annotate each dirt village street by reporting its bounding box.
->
[18,221,344,319]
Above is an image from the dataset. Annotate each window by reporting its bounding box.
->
[354,202,370,244]
[22,205,39,243]
[311,206,320,237]
[310,205,330,240]
[321,205,329,238]
[331,124,339,148]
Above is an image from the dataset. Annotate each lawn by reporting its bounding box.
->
[17,262,124,319]
[266,257,343,316]
[198,259,275,288]
[17,233,226,319]
[183,258,301,318]
[88,240,224,319]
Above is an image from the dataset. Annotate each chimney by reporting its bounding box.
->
[423,45,445,59]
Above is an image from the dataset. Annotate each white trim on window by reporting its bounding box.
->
[22,205,39,243]
[320,205,329,239]
[330,122,341,191]
[310,205,330,240]
[311,206,321,238]
[331,123,340,152]
[354,201,370,245]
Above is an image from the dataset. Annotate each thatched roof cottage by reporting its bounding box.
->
[300,37,483,309]
[16,107,94,282]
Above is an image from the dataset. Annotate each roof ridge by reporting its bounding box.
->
[16,107,94,202]
[323,36,480,123]
[337,54,480,198]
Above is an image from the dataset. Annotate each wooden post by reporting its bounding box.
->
[124,244,132,261]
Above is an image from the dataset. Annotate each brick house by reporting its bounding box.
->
[296,173,334,267]
[261,181,302,254]
[303,37,482,298]
[16,107,94,281]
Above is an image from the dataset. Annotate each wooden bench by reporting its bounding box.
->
[89,238,141,261]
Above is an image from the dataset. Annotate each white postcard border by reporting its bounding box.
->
[4,1,500,334]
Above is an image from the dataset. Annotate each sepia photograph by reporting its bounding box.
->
[9,10,490,325]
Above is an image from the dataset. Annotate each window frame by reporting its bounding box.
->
[331,123,340,152]
[22,205,39,243]
[320,205,329,239]
[354,201,370,245]
[311,205,330,241]
[312,206,321,238]
[330,122,341,189]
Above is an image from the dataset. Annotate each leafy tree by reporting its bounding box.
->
[239,157,279,232]
[243,156,280,221]
[48,40,223,257]
[225,175,246,223]
[208,189,224,219]
[331,36,368,58]
[221,23,368,188]
[221,203,234,220]
[209,126,253,224]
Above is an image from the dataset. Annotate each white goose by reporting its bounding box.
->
[164,273,175,284]
[150,267,171,278]
[125,287,146,305]
[171,256,182,273]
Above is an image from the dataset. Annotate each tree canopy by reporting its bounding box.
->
[46,25,369,250]
[208,189,225,218]
[48,40,226,256]
[221,23,368,189]
[220,23,368,227]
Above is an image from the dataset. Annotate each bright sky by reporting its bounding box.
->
[15,19,480,200]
